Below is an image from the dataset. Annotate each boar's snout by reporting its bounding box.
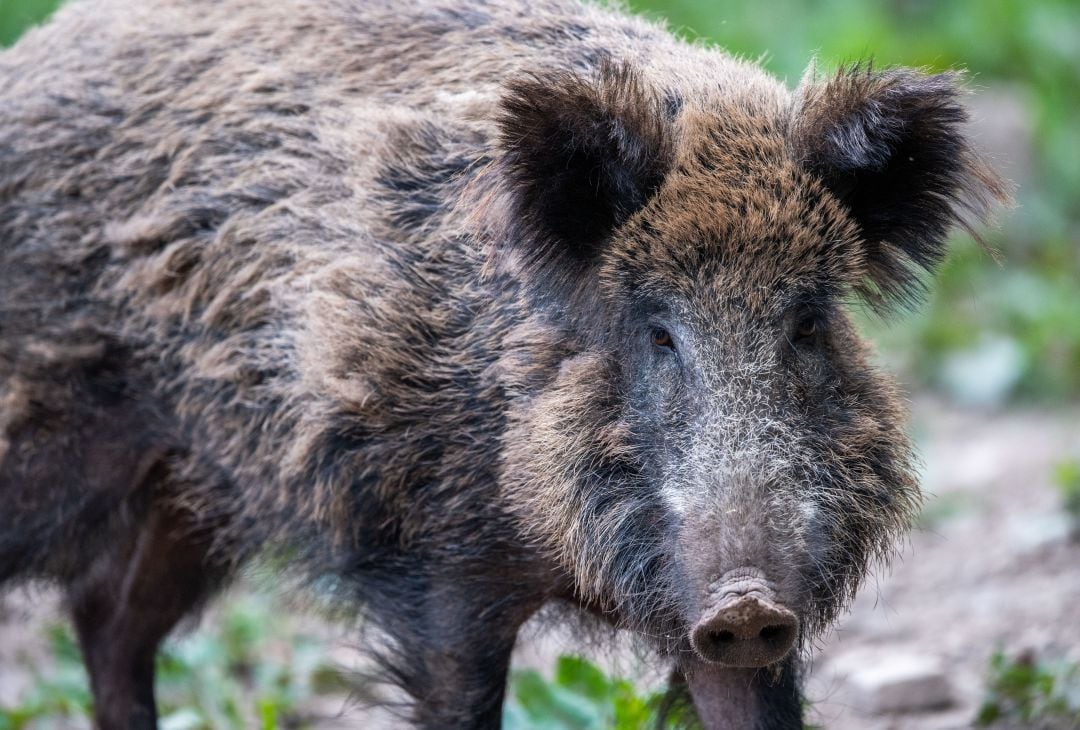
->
[690,570,798,668]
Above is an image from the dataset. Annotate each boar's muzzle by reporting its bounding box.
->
[690,568,798,668]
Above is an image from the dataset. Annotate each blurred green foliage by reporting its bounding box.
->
[505,658,822,729]
[3,0,1079,403]
[503,655,688,729]
[0,596,349,730]
[0,624,92,730]
[0,0,60,46]
[629,0,1080,405]
[1052,457,1080,536]
[976,650,1080,727]
[0,611,684,730]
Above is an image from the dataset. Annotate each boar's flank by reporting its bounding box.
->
[0,1,1006,728]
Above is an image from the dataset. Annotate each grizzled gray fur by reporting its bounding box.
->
[0,0,1005,728]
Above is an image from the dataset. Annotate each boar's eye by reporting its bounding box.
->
[651,327,676,352]
[791,313,822,345]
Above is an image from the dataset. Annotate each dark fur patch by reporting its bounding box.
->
[792,64,1009,307]
[494,60,674,279]
[662,90,684,120]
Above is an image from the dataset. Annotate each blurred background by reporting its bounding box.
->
[1,0,1078,728]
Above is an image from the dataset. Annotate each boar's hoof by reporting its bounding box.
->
[691,593,798,668]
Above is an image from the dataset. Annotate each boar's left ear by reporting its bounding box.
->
[791,64,1009,307]
[488,61,673,287]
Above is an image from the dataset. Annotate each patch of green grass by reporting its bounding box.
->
[503,655,683,730]
[976,650,1080,727]
[153,595,347,729]
[0,595,349,730]
[0,0,62,47]
[860,237,1080,405]
[504,655,826,729]
[630,0,1080,404]
[5,620,830,730]
[1052,458,1080,537]
[0,623,92,730]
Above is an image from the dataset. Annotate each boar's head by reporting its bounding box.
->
[482,59,1004,723]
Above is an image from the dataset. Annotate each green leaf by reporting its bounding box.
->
[258,697,279,730]
[511,668,606,729]
[554,656,612,702]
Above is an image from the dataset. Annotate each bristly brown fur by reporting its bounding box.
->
[0,1,1006,728]
[791,63,1011,308]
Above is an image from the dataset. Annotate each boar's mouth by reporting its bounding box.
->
[666,571,805,730]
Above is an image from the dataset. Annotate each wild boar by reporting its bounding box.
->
[0,0,1005,727]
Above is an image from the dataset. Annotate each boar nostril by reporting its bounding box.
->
[690,594,798,668]
[759,624,784,640]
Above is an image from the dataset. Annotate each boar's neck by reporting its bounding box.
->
[685,659,802,730]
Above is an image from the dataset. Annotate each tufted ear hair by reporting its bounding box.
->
[791,64,1009,308]
[483,61,673,293]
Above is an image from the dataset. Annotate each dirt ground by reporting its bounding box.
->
[2,395,1079,728]
[804,397,1080,729]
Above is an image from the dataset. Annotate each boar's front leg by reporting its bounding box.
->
[371,564,542,729]
[682,657,802,730]
[67,496,227,730]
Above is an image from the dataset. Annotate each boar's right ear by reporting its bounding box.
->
[484,62,673,289]
[791,64,1009,308]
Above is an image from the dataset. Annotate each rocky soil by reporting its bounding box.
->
[804,397,1080,729]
